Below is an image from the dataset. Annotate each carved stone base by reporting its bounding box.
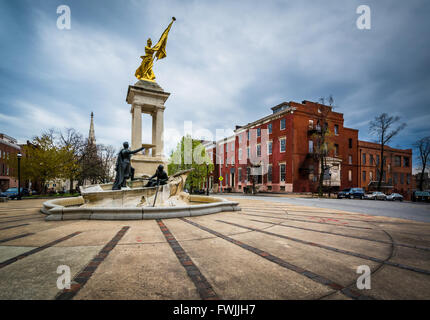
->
[131,154,167,178]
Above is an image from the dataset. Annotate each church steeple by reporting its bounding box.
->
[89,112,96,145]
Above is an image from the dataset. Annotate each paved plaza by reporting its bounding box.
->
[0,198,429,300]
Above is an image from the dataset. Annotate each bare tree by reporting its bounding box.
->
[369,113,406,191]
[309,95,336,196]
[414,136,430,191]
[57,128,85,192]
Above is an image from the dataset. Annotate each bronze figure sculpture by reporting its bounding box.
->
[112,142,145,190]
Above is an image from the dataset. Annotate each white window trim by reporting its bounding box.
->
[280,118,286,130]
[279,162,286,183]
[267,141,273,155]
[279,137,286,153]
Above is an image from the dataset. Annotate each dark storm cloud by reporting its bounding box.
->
[0,0,429,165]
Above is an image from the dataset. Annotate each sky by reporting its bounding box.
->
[0,0,429,167]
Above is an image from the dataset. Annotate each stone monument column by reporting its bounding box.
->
[155,108,164,158]
[126,80,170,177]
[131,104,142,150]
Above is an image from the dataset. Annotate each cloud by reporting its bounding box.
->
[0,0,429,165]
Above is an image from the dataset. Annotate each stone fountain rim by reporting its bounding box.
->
[41,195,241,221]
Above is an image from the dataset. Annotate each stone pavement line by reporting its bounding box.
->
[241,211,374,230]
[55,226,130,300]
[0,223,29,231]
[180,218,373,300]
[0,232,81,269]
[156,219,219,300]
[0,216,44,225]
[0,213,43,220]
[248,218,430,252]
[240,206,427,226]
[0,233,34,244]
[217,220,430,276]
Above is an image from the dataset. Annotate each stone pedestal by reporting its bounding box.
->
[126,80,170,177]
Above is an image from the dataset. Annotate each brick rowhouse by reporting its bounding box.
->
[203,100,413,199]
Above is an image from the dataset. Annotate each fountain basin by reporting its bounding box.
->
[41,195,241,221]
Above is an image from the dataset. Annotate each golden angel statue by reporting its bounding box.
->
[135,17,176,82]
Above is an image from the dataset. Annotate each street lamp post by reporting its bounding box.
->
[17,153,22,200]
[206,162,209,196]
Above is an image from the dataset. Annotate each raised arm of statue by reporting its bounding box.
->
[130,146,145,155]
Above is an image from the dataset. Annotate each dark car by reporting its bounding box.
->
[337,188,365,199]
[412,191,430,202]
[1,188,30,199]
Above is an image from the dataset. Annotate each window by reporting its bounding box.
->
[376,155,380,165]
[334,144,339,156]
[362,153,366,165]
[268,165,272,182]
[246,167,250,181]
[280,164,286,182]
[369,171,373,181]
[334,125,339,135]
[348,155,352,165]
[268,123,272,134]
[238,134,242,143]
[403,157,410,167]
[362,171,366,182]
[308,140,313,153]
[256,144,261,157]
[280,138,286,152]
[393,173,398,184]
[348,170,352,182]
[400,173,404,184]
[394,156,401,167]
[349,139,352,149]
[231,157,234,165]
[308,120,314,129]
[231,143,234,151]
[238,168,242,181]
[257,128,261,137]
[247,131,250,140]
[370,154,374,165]
[407,174,411,185]
[268,141,273,155]
[280,119,286,130]
[257,174,262,184]
[247,147,250,159]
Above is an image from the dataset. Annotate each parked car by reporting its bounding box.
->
[0,188,30,199]
[365,191,387,200]
[412,191,430,202]
[337,188,365,199]
[387,193,404,201]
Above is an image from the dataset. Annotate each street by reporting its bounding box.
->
[224,195,430,223]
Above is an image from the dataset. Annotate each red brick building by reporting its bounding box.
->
[0,133,20,191]
[358,141,413,196]
[203,100,413,199]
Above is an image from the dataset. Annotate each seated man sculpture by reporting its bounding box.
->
[145,164,168,188]
[112,142,144,190]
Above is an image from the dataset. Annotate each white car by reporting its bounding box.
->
[365,192,387,200]
[387,193,404,201]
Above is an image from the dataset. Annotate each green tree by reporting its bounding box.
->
[168,135,214,193]
[8,132,65,193]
